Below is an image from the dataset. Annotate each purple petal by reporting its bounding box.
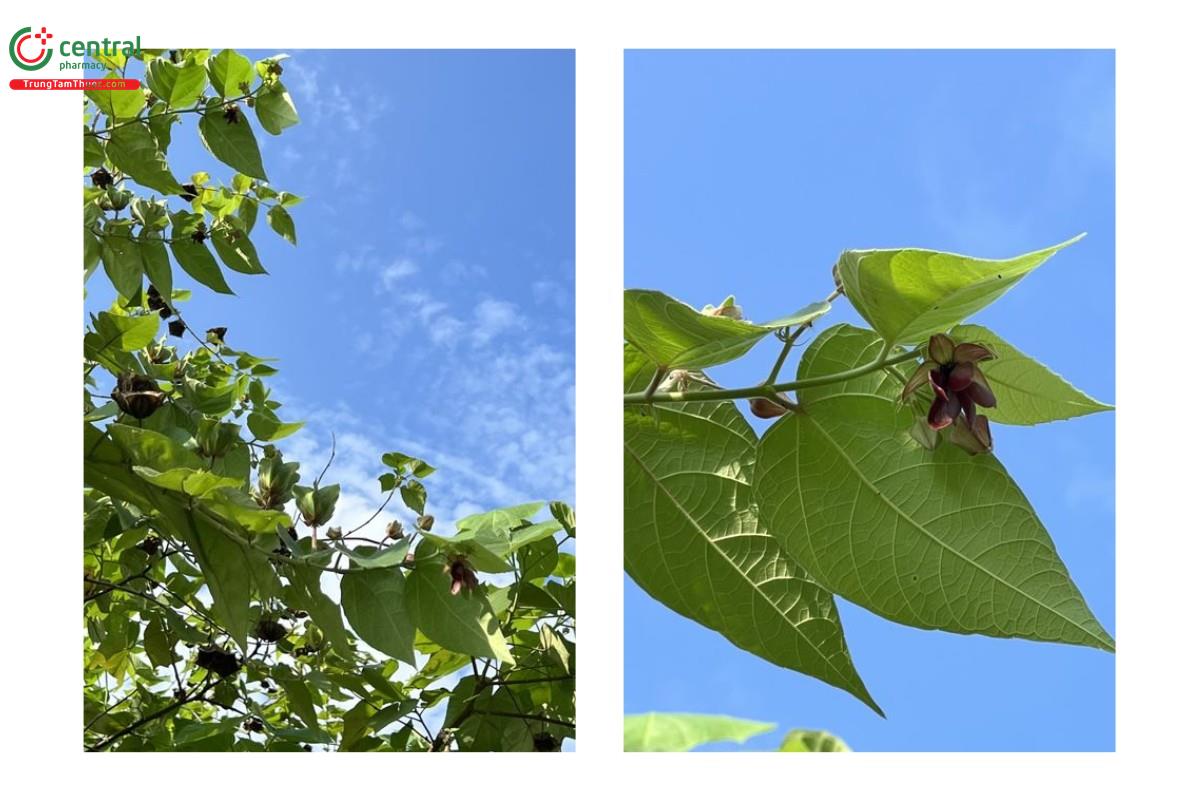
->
[947,363,974,392]
[953,342,995,363]
[928,393,960,430]
[928,333,956,365]
[901,363,933,401]
[962,394,977,429]
[965,372,997,408]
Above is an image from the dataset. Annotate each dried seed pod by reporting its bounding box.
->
[111,373,167,420]
[90,167,113,189]
[532,732,559,752]
[253,618,288,643]
[195,645,240,678]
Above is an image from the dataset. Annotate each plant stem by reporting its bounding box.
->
[764,286,844,384]
[625,347,921,406]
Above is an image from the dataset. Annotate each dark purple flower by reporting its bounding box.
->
[901,333,998,454]
[446,555,479,596]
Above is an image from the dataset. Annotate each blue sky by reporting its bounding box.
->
[90,49,576,533]
[624,50,1114,752]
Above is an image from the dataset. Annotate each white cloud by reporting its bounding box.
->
[379,259,419,291]
[471,298,522,345]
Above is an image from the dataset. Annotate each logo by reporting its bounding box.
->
[9,26,53,71]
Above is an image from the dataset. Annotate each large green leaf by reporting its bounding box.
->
[139,235,172,299]
[206,49,255,99]
[104,123,180,194]
[623,713,775,752]
[284,562,354,659]
[624,289,831,371]
[623,345,881,714]
[198,100,267,180]
[98,231,143,299]
[755,324,1114,651]
[211,225,267,275]
[341,567,417,666]
[835,235,1083,346]
[405,543,513,663]
[145,59,208,109]
[177,511,254,652]
[255,82,300,134]
[949,324,1113,425]
[87,311,159,353]
[170,212,233,294]
[86,73,143,120]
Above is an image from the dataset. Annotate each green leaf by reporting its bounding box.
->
[105,122,180,194]
[99,231,143,299]
[170,212,233,294]
[132,467,242,497]
[400,481,426,515]
[278,676,321,730]
[623,345,881,713]
[779,729,851,752]
[246,410,303,441]
[84,130,105,168]
[108,424,203,472]
[285,562,354,659]
[254,82,300,134]
[625,289,831,371]
[623,713,775,752]
[405,543,513,663]
[341,567,417,666]
[835,235,1084,346]
[88,311,159,352]
[143,615,177,667]
[198,100,267,180]
[755,324,1114,652]
[177,511,254,651]
[145,59,208,109]
[86,73,143,120]
[334,541,411,569]
[267,205,295,244]
[949,324,1113,425]
[210,224,267,275]
[139,235,172,299]
[206,49,255,99]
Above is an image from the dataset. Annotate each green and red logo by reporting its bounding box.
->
[9,26,54,71]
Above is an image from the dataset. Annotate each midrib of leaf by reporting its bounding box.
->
[981,370,1113,413]
[624,443,870,696]
[800,398,1112,651]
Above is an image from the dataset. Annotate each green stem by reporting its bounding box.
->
[764,286,843,384]
[625,347,921,406]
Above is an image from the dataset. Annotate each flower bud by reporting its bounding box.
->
[416,514,434,532]
[195,417,240,458]
[385,520,405,540]
[326,526,343,541]
[748,397,788,418]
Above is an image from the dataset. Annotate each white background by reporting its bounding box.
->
[1,0,1196,795]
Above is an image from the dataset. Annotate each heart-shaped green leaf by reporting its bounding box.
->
[623,345,881,714]
[755,324,1114,651]
[341,567,417,665]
